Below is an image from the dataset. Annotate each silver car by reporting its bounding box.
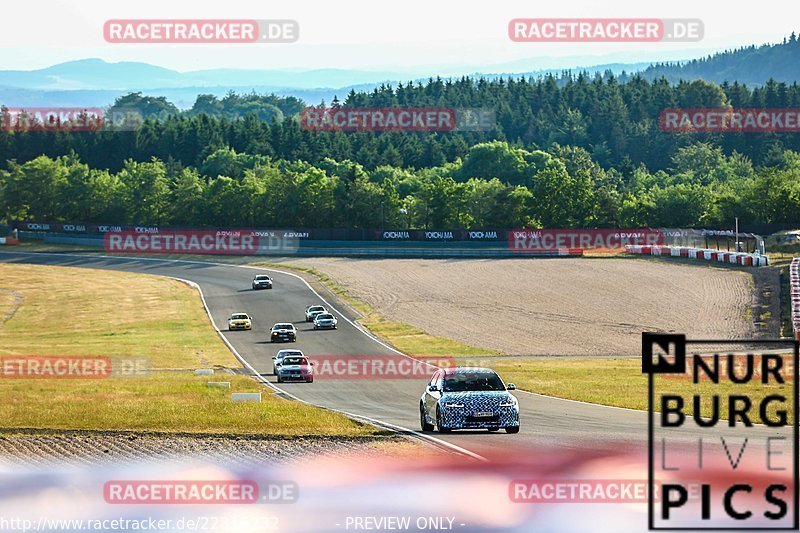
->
[305,305,327,322]
[313,313,338,330]
[420,367,520,434]
[252,275,273,290]
[276,355,315,383]
[272,349,304,375]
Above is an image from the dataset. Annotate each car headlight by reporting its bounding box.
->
[444,402,464,408]
[499,400,517,408]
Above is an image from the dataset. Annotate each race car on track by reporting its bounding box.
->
[420,367,519,434]
[276,355,315,383]
[313,313,338,330]
[227,312,252,331]
[272,349,304,375]
[270,322,297,342]
[252,275,273,290]
[305,305,327,322]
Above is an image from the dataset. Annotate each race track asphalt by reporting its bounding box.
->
[1,251,791,460]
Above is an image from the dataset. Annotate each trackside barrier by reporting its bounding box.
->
[21,232,585,259]
[0,237,19,245]
[625,245,769,267]
[231,393,261,403]
[792,259,800,341]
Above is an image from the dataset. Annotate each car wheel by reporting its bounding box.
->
[277,376,283,383]
[307,378,313,383]
[420,404,434,432]
[488,428,499,432]
[436,407,451,433]
[505,425,520,434]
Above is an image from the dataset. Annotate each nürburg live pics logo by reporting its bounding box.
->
[642,333,798,530]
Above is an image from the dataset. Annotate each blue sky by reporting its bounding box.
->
[3,0,797,73]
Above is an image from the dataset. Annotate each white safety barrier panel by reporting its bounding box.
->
[207,382,231,388]
[232,393,261,403]
[194,369,214,375]
[626,245,768,267]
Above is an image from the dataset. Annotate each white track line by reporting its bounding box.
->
[169,275,486,462]
[1,250,656,446]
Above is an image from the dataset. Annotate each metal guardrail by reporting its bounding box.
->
[23,232,579,259]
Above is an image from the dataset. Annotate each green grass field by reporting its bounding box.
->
[0,263,380,436]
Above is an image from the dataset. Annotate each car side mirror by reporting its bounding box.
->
[507,383,516,391]
[271,356,277,360]
[428,384,438,392]
[311,361,316,366]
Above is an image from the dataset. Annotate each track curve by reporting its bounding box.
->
[1,251,786,458]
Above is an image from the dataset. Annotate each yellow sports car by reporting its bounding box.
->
[227,312,252,331]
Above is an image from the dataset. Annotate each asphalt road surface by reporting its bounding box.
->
[1,251,791,460]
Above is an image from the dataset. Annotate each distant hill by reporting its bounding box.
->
[2,35,800,109]
[634,34,800,85]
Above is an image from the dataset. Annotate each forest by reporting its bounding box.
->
[1,71,800,229]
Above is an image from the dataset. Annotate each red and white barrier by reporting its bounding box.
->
[626,245,768,267]
[791,259,800,342]
[0,237,19,245]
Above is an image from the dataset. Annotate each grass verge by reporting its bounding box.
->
[0,263,379,437]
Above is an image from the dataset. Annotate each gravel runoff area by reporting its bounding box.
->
[280,257,779,357]
[0,433,442,468]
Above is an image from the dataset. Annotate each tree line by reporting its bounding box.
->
[2,141,799,229]
[3,74,800,175]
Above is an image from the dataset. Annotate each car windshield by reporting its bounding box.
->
[273,324,293,330]
[231,314,248,320]
[317,314,333,320]
[443,372,505,392]
[277,351,302,359]
[282,357,308,365]
[309,306,324,312]
[255,276,269,280]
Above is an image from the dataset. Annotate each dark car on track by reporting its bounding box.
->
[270,322,297,342]
[420,367,520,434]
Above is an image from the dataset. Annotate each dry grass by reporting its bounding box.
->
[0,263,378,436]
[275,257,761,356]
